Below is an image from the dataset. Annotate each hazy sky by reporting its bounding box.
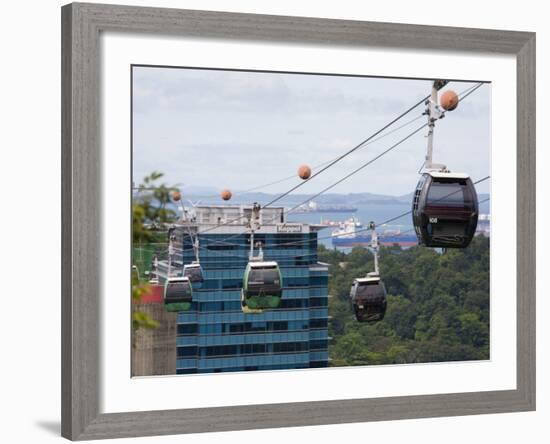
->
[132,66,491,197]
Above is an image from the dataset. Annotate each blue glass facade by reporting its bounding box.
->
[173,228,329,374]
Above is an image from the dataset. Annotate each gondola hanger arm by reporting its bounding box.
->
[424,80,449,172]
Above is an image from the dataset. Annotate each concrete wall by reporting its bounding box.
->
[131,303,177,376]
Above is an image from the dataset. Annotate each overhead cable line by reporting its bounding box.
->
[167,81,486,252]
[194,82,485,245]
[194,108,429,236]
[376,175,490,227]
[283,123,428,216]
[193,121,427,247]
[282,83,486,216]
[184,176,491,251]
[261,93,433,208]
[187,114,425,199]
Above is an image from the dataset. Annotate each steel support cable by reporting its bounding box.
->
[202,175,491,250]
[189,113,425,199]
[193,108,429,236]
[154,82,486,257]
[283,123,428,215]
[142,195,490,266]
[261,94,433,208]
[182,173,491,252]
[138,83,490,270]
[285,81,483,208]
[195,82,486,246]
[193,120,429,247]
[375,175,490,228]
[192,88,448,236]
[262,82,482,209]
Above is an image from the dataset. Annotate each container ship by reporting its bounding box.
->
[292,201,357,214]
[331,218,417,248]
[331,214,491,248]
[475,214,491,237]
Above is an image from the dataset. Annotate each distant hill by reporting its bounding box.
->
[179,191,490,207]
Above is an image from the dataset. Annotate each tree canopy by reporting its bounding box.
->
[319,236,490,366]
[132,172,178,333]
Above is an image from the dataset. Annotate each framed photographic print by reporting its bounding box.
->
[61,2,535,440]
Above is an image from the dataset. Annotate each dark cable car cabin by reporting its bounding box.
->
[163,276,193,312]
[350,273,387,323]
[412,171,479,249]
[241,261,283,313]
[183,262,204,290]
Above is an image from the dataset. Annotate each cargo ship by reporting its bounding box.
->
[331,218,417,248]
[475,214,491,237]
[292,201,358,214]
[331,214,491,248]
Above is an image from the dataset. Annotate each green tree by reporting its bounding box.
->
[133,171,178,244]
[132,270,160,331]
[325,236,490,366]
[132,172,179,333]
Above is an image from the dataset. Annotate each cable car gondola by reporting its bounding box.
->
[183,262,204,289]
[241,261,283,313]
[412,171,478,248]
[164,276,193,312]
[411,79,479,249]
[350,273,387,323]
[349,222,387,323]
[240,203,283,313]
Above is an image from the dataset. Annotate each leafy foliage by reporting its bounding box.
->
[133,171,178,244]
[319,236,490,366]
[132,172,179,332]
[132,267,160,332]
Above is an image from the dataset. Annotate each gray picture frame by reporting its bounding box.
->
[61,2,536,440]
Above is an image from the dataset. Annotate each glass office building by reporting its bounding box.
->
[161,204,329,374]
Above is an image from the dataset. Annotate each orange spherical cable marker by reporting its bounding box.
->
[297,164,311,180]
[220,189,232,201]
[171,190,182,202]
[439,89,459,111]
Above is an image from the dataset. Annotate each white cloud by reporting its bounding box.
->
[132,66,491,196]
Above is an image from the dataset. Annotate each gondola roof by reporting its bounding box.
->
[426,171,470,179]
[166,276,191,283]
[248,260,279,268]
[354,275,381,284]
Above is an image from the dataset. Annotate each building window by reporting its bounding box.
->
[286,277,309,287]
[177,347,198,357]
[310,276,328,286]
[200,301,223,311]
[176,369,198,374]
[310,340,328,350]
[167,222,329,371]
[309,361,328,368]
[295,255,312,266]
[280,299,308,309]
[273,342,308,353]
[177,324,198,335]
[310,297,328,308]
[309,318,328,329]
[241,344,267,354]
[272,321,288,330]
